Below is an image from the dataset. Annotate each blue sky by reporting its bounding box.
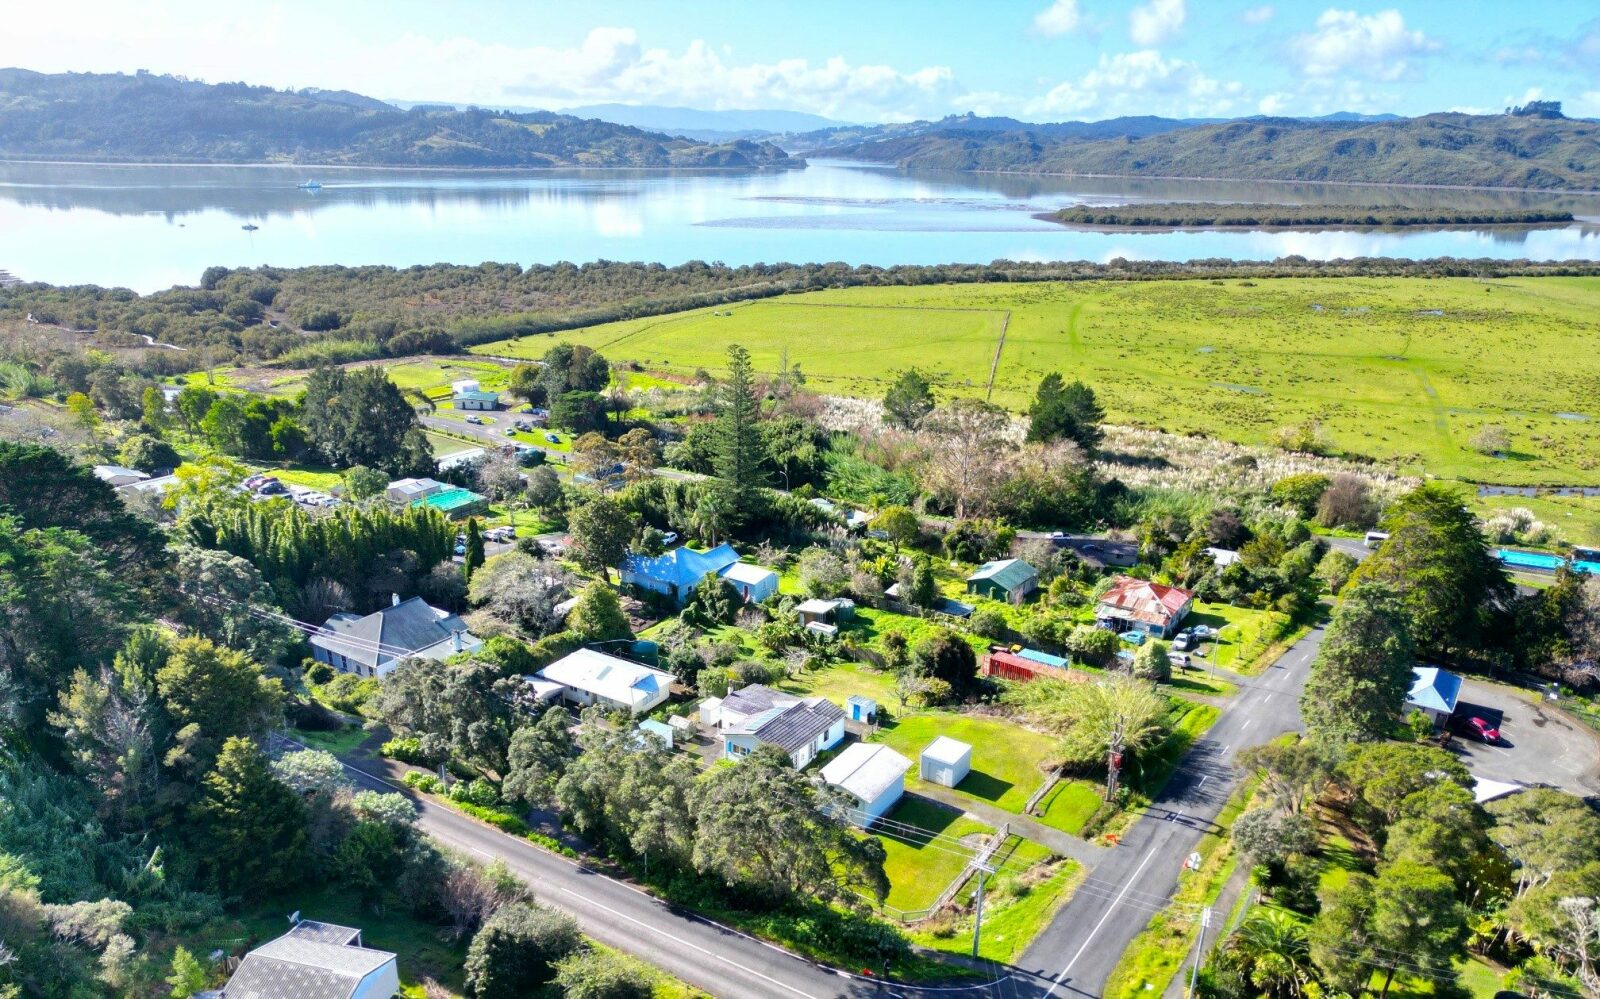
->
[4,0,1598,122]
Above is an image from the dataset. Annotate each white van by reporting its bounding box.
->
[1364,531,1390,548]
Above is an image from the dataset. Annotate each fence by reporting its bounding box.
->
[1024,767,1064,816]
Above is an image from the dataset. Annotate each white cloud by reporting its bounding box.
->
[1026,49,1244,119]
[1291,9,1439,81]
[1571,91,1600,118]
[0,6,955,121]
[1258,92,1289,114]
[1241,5,1276,25]
[1129,0,1187,47]
[1033,0,1083,37]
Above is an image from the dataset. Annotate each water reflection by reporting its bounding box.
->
[1,159,1597,292]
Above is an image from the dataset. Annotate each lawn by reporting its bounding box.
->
[779,660,900,708]
[425,430,479,456]
[909,858,1083,964]
[287,722,370,757]
[474,276,1600,485]
[869,712,1057,814]
[873,797,995,914]
[1187,601,1292,675]
[1031,778,1104,836]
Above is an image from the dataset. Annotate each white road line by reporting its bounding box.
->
[1044,845,1162,996]
[550,885,824,999]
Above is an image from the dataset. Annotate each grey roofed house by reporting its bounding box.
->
[217,919,399,999]
[309,596,482,679]
[721,695,845,770]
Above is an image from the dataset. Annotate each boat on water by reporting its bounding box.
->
[297,180,322,190]
[241,224,259,231]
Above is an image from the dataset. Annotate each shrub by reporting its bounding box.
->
[382,737,431,765]
[304,661,335,686]
[402,771,443,794]
[970,607,1008,640]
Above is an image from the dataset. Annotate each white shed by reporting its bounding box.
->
[920,736,972,788]
[821,743,912,824]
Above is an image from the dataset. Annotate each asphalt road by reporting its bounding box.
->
[1449,677,1600,796]
[1007,624,1324,999]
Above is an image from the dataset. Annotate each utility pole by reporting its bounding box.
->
[971,862,995,958]
[1187,907,1213,998]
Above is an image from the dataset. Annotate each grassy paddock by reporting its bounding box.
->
[869,712,1056,815]
[474,276,1600,485]
[873,798,995,913]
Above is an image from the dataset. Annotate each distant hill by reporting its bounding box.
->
[782,112,1222,152]
[820,111,1600,190]
[0,69,802,169]
[560,103,849,142]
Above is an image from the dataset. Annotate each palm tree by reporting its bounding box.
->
[1234,909,1312,998]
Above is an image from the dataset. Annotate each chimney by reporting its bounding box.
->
[452,629,463,653]
[392,592,401,607]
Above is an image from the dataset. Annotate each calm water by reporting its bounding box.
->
[3,159,1599,292]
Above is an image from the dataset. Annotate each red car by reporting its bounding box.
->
[1462,716,1501,744]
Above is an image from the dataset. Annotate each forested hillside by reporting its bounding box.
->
[0,69,800,168]
[829,111,1600,190]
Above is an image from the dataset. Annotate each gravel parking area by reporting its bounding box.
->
[1448,677,1600,796]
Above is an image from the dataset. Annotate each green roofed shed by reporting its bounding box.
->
[413,487,488,519]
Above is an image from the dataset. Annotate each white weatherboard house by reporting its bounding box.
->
[920,736,972,788]
[93,464,150,487]
[716,684,845,770]
[310,596,481,679]
[537,648,674,715]
[216,919,399,999]
[822,743,912,824]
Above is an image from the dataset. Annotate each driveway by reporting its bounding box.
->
[1448,678,1600,795]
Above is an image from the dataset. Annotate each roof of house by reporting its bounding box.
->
[967,558,1038,591]
[922,736,972,765]
[1096,577,1194,627]
[720,683,794,718]
[822,743,912,803]
[539,649,673,708]
[119,473,178,494]
[454,389,500,403]
[1406,666,1462,715]
[413,487,486,513]
[726,698,843,753]
[93,464,148,483]
[720,561,777,586]
[795,598,841,615]
[1205,547,1241,567]
[387,476,443,496]
[622,543,741,589]
[220,921,393,999]
[312,597,479,670]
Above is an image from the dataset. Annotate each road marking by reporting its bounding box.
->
[549,885,824,999]
[1044,844,1161,996]
[1240,719,1254,731]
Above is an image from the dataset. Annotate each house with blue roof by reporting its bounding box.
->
[1405,666,1463,728]
[619,543,779,605]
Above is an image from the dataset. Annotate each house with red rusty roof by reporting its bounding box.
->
[1094,576,1194,638]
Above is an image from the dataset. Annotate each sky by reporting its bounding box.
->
[3,0,1598,123]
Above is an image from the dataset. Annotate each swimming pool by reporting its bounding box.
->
[1495,549,1600,574]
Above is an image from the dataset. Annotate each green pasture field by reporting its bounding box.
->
[473,276,1600,485]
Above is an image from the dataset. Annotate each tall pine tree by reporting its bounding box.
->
[710,344,766,521]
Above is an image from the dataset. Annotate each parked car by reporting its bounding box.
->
[465,415,483,425]
[1461,716,1501,744]
[453,543,466,556]
[1168,651,1192,670]
[1189,625,1214,640]
[503,427,517,436]
[544,432,561,444]
[1049,531,1068,545]
[515,421,533,431]
[1171,632,1196,652]
[660,531,679,546]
